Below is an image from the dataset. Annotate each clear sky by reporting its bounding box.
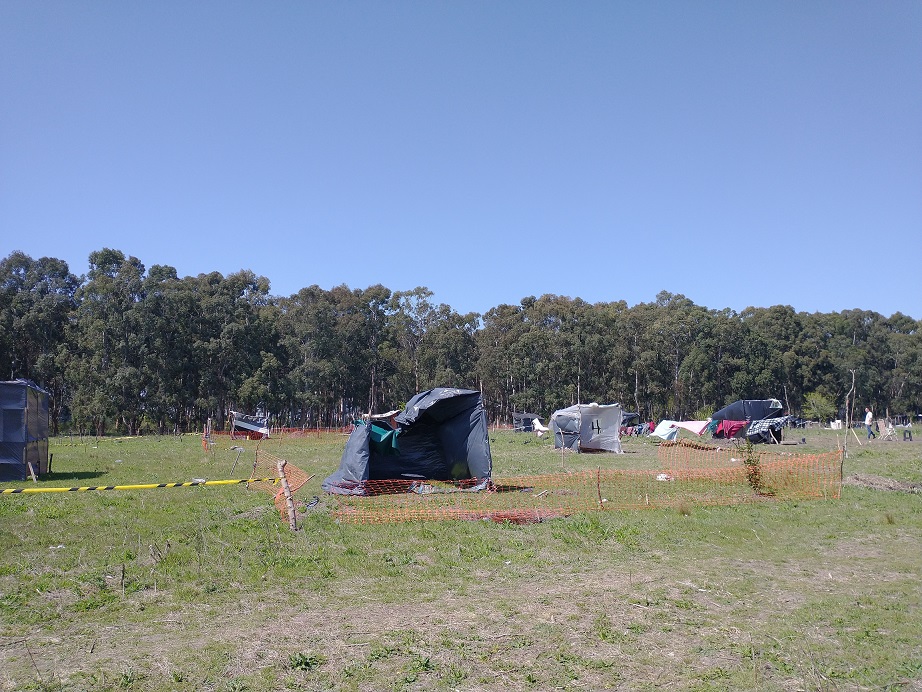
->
[2,1,920,319]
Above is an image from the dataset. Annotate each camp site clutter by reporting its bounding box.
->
[321,391,845,524]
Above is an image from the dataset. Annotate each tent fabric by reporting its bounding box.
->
[712,399,783,422]
[673,420,710,436]
[551,403,623,453]
[650,420,679,441]
[714,420,749,438]
[747,415,795,443]
[322,388,493,495]
[0,379,50,481]
[620,412,640,425]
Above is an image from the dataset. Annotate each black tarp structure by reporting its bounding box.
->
[322,388,493,495]
[620,412,640,425]
[711,398,784,443]
[512,412,543,433]
[711,399,783,422]
[0,379,50,481]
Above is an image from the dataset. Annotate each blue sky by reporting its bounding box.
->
[2,1,920,318]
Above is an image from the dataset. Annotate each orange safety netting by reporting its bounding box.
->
[329,442,843,524]
[247,449,314,524]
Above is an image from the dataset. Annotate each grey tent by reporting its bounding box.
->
[550,403,624,453]
[0,380,50,481]
[322,388,493,495]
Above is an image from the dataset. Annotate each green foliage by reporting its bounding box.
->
[804,391,837,423]
[288,651,327,671]
[2,249,922,437]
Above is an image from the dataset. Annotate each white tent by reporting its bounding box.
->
[550,403,624,453]
[650,420,679,441]
[650,419,710,441]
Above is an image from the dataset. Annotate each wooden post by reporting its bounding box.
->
[276,459,299,531]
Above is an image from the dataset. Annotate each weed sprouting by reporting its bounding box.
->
[288,651,327,671]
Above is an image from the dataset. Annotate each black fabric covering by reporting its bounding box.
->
[322,388,493,495]
[0,379,50,481]
[511,412,542,432]
[711,399,783,422]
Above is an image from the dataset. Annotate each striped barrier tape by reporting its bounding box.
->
[0,478,280,494]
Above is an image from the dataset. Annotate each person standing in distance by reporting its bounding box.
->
[865,407,876,440]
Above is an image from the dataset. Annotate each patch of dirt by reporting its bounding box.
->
[844,473,922,494]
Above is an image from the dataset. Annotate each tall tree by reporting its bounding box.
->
[67,249,146,435]
[0,251,79,432]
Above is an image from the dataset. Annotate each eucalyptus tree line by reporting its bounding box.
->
[1,249,920,435]
[0,251,79,433]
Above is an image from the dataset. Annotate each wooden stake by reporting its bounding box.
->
[851,427,863,446]
[276,459,299,531]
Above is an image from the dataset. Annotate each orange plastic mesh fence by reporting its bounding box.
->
[247,449,313,524]
[658,439,843,500]
[330,443,843,524]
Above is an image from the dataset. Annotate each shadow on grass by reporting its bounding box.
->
[42,471,109,482]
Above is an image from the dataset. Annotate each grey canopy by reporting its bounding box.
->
[550,403,624,453]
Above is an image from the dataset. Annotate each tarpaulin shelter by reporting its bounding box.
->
[0,380,49,481]
[711,399,785,443]
[711,399,783,422]
[709,419,749,439]
[511,412,544,433]
[229,410,269,439]
[621,412,640,425]
[550,403,624,453]
[650,420,680,441]
[322,388,493,495]
[649,420,709,441]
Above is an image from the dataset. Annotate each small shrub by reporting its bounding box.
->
[288,651,326,671]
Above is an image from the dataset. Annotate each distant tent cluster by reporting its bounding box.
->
[650,399,797,444]
[321,388,799,500]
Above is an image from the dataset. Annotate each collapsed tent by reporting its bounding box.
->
[229,410,269,439]
[322,388,493,495]
[551,403,623,453]
[0,379,49,481]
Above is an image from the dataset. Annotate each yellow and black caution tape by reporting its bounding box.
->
[0,478,280,494]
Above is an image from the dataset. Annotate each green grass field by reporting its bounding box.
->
[1,427,920,691]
